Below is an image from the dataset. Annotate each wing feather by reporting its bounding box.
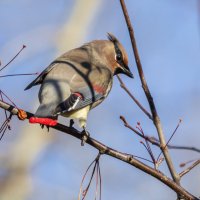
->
[24,63,55,90]
[54,66,112,115]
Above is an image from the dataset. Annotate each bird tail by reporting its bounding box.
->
[24,82,35,91]
[29,104,57,126]
[24,79,40,90]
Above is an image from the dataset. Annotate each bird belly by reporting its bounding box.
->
[61,106,90,118]
[61,106,91,127]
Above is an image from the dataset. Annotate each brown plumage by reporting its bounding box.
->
[25,33,133,129]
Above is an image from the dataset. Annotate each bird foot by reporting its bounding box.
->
[40,124,50,132]
[81,128,90,146]
[29,117,57,126]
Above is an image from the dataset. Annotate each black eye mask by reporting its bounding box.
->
[113,42,124,66]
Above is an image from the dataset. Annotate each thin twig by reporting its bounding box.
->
[168,145,200,153]
[0,90,18,108]
[0,120,9,140]
[0,91,8,120]
[0,113,12,140]
[131,154,153,164]
[0,72,38,78]
[0,45,26,72]
[95,162,99,200]
[179,160,200,177]
[78,153,101,200]
[166,119,182,146]
[0,100,198,200]
[98,162,102,200]
[136,123,156,166]
[117,75,152,120]
[78,158,96,200]
[140,141,155,166]
[157,119,182,161]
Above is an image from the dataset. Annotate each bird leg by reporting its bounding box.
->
[81,126,90,146]
[69,119,75,128]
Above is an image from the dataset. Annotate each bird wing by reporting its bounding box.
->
[24,63,56,90]
[25,44,113,116]
[53,65,113,115]
[24,46,89,91]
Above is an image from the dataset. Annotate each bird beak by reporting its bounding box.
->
[123,65,134,78]
[114,64,134,78]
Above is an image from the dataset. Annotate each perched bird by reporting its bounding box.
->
[25,33,133,136]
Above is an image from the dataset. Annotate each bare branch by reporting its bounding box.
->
[0,100,199,200]
[179,160,200,178]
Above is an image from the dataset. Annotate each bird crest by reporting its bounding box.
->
[107,33,119,44]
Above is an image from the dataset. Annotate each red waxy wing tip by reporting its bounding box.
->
[29,117,57,126]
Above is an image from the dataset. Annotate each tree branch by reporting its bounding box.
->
[119,0,180,185]
[0,100,199,200]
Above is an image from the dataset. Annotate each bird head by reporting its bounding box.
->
[107,33,133,78]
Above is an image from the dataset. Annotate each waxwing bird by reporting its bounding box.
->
[25,33,133,141]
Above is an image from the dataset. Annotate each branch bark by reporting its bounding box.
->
[0,100,199,200]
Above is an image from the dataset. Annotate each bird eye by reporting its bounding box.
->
[115,53,122,61]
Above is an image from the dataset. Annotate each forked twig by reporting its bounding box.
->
[78,153,101,200]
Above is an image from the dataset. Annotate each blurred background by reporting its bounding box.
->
[0,0,200,199]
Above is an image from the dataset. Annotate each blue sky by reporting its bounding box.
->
[0,1,200,200]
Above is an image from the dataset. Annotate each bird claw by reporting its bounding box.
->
[40,124,44,129]
[40,124,50,132]
[81,128,90,146]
